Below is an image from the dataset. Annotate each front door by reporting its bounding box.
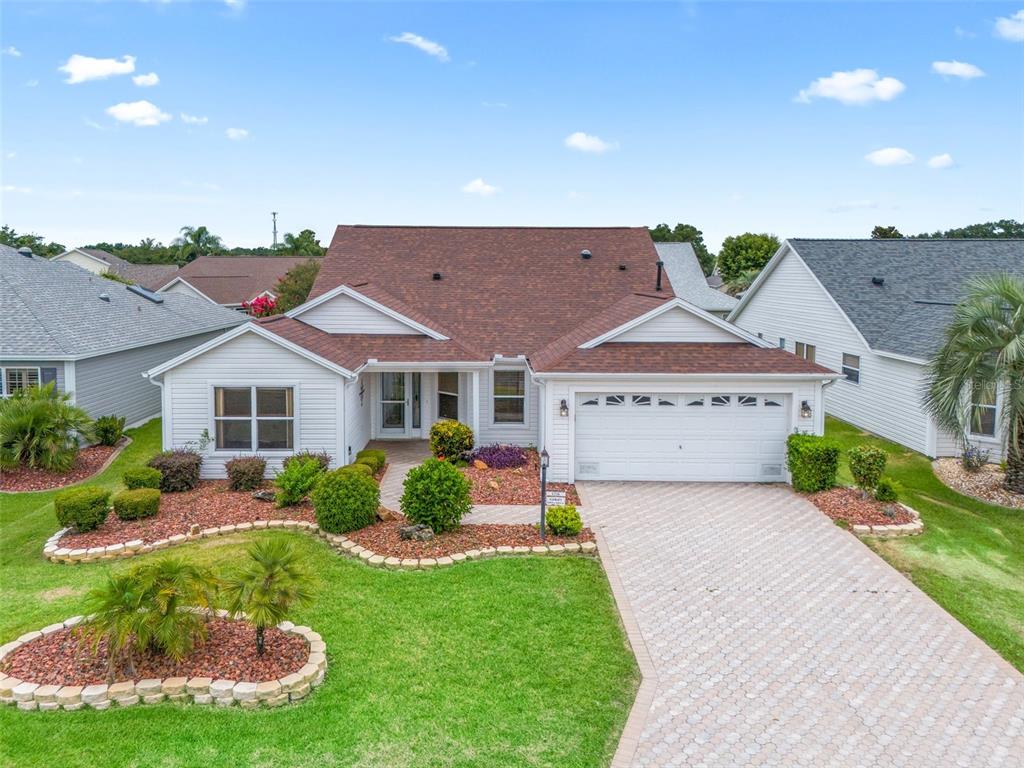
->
[378,372,422,437]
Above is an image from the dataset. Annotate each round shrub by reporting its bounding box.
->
[274,456,325,507]
[429,420,474,460]
[340,462,374,477]
[147,450,202,492]
[874,477,901,504]
[93,415,126,447]
[848,445,887,493]
[546,504,582,536]
[312,468,380,534]
[283,450,331,473]
[54,486,110,532]
[400,458,471,533]
[786,434,840,493]
[225,456,266,491]
[123,466,162,490]
[112,488,161,520]
[355,448,386,473]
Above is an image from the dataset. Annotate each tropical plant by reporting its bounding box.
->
[0,382,92,472]
[93,415,126,446]
[924,273,1024,493]
[723,268,762,297]
[274,455,324,506]
[400,458,472,533]
[82,573,146,681]
[272,259,321,313]
[223,539,316,655]
[312,468,380,533]
[131,557,219,661]
[173,225,224,263]
[277,229,324,257]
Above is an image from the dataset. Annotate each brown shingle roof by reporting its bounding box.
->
[169,256,316,305]
[72,248,179,290]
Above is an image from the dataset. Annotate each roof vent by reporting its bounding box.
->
[656,260,665,292]
[580,249,592,260]
[128,284,165,303]
[17,247,33,258]
[872,276,885,286]
[618,264,627,271]
[98,292,111,302]
[432,272,442,281]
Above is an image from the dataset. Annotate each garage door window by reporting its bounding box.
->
[605,395,625,406]
[631,395,651,406]
[686,397,705,407]
[658,397,677,407]
[738,395,758,407]
[580,397,599,407]
[711,395,731,407]
[764,398,783,407]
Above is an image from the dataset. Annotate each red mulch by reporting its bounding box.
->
[0,618,308,686]
[57,481,315,550]
[807,487,914,527]
[346,515,594,559]
[462,450,580,506]
[0,442,122,493]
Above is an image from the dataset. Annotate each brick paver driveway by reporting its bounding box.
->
[579,482,1024,768]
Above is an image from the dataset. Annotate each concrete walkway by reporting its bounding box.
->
[578,481,1024,768]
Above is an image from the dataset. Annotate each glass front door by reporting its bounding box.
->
[380,372,406,431]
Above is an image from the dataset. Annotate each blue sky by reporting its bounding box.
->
[2,1,1022,252]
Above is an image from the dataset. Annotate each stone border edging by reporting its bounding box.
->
[44,519,598,567]
[0,436,133,496]
[0,611,326,712]
[850,502,924,537]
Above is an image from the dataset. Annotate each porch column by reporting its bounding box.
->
[470,370,480,446]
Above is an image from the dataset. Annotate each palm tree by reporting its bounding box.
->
[133,557,220,661]
[0,382,92,471]
[278,229,324,257]
[173,226,223,263]
[924,273,1024,493]
[82,573,146,681]
[223,539,315,655]
[724,268,761,297]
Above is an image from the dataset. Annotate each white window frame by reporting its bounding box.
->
[841,353,861,384]
[491,368,527,426]
[968,382,998,439]
[1,366,42,397]
[437,372,460,422]
[210,384,299,454]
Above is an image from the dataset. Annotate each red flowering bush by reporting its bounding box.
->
[243,295,278,317]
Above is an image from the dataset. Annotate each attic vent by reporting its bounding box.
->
[128,284,165,304]
[872,276,885,286]
[580,249,592,260]
[618,264,627,271]
[432,272,442,281]
[17,247,33,258]
[98,292,110,302]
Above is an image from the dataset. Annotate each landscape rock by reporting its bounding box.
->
[252,489,276,502]
[399,524,434,541]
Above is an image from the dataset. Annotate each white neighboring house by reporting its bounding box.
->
[145,226,835,483]
[729,238,1024,459]
[53,247,179,290]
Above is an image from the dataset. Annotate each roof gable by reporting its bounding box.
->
[582,298,769,349]
[287,284,450,339]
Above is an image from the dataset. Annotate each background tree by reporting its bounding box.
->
[723,268,762,297]
[272,259,321,313]
[871,225,903,239]
[173,225,224,263]
[915,219,1024,239]
[716,232,780,285]
[0,225,65,257]
[924,273,1024,493]
[649,223,715,275]
[277,229,325,257]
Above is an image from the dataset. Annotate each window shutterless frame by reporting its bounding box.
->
[491,368,526,425]
[211,384,297,453]
[1,367,41,397]
[841,354,861,384]
[968,381,998,438]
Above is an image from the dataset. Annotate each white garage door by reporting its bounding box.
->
[574,392,790,482]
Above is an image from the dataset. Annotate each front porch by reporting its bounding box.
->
[358,368,483,442]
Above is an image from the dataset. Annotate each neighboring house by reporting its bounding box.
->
[52,247,179,290]
[654,242,737,317]
[147,226,834,483]
[155,256,314,310]
[1,245,245,426]
[729,238,1024,459]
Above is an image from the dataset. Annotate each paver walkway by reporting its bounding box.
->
[578,481,1024,767]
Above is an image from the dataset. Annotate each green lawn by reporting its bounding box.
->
[826,416,1024,672]
[0,420,638,768]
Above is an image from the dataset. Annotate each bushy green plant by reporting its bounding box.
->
[786,434,840,493]
[224,539,316,655]
[546,505,583,536]
[123,466,162,490]
[429,420,474,460]
[848,444,887,493]
[874,477,901,503]
[400,457,472,533]
[147,449,202,492]
[225,456,267,491]
[82,573,146,681]
[93,415,126,447]
[312,468,380,533]
[274,455,324,507]
[282,450,331,473]
[131,557,219,661]
[112,488,161,520]
[0,382,92,472]
[54,486,110,532]
[355,448,386,472]
[340,461,374,477]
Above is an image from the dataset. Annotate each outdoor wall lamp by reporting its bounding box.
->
[800,400,812,419]
[559,399,569,417]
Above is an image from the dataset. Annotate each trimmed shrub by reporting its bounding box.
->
[312,468,380,534]
[147,450,202,492]
[472,444,528,469]
[283,450,331,473]
[226,456,267,491]
[274,456,324,507]
[874,477,901,503]
[848,445,887,493]
[340,462,374,477]
[93,415,126,447]
[55,486,110,532]
[112,488,161,520]
[400,457,472,533]
[786,434,840,493]
[355,448,386,473]
[123,466,162,490]
[546,504,583,536]
[429,420,474,461]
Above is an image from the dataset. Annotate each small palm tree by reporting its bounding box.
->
[173,225,223,263]
[82,573,146,682]
[924,273,1024,493]
[724,268,761,297]
[0,382,92,471]
[278,229,324,257]
[223,539,316,655]
[133,557,220,661]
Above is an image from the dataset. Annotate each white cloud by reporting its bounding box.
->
[461,178,499,197]
[955,26,977,39]
[564,131,616,154]
[3,46,21,57]
[931,60,985,79]
[796,68,905,105]
[5,152,15,159]
[927,153,955,169]
[225,127,249,140]
[180,113,208,125]
[389,32,449,62]
[105,100,171,127]
[59,54,136,84]
[3,185,32,194]
[865,147,915,166]
[995,10,1024,41]
[84,117,107,131]
[132,72,160,87]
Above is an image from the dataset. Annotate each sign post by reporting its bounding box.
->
[539,449,550,542]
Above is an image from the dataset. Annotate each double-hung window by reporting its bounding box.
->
[437,373,460,421]
[492,369,526,424]
[2,367,41,396]
[841,354,861,384]
[969,381,997,437]
[795,342,816,363]
[214,386,294,451]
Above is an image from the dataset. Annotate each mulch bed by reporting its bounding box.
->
[0,442,123,493]
[932,458,1024,510]
[462,450,580,506]
[57,481,315,550]
[0,618,308,686]
[346,515,594,559]
[807,487,914,527]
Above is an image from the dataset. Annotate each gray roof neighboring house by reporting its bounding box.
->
[2,246,245,360]
[56,247,180,290]
[654,242,738,313]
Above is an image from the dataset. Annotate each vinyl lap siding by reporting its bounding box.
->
[614,308,738,343]
[477,365,540,446]
[345,373,372,461]
[299,294,419,334]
